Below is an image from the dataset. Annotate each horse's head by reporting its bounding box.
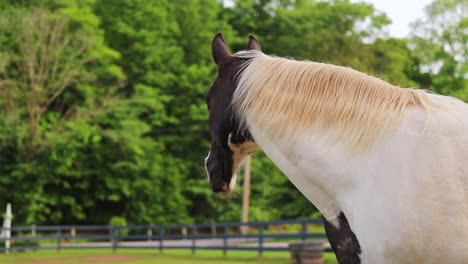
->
[205,33,261,194]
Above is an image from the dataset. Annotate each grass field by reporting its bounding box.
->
[0,249,338,264]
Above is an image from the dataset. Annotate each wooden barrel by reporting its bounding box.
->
[289,241,325,264]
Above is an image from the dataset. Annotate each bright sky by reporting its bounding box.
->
[351,0,433,38]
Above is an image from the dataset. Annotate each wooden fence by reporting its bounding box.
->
[0,218,331,255]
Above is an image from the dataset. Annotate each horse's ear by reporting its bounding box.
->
[246,35,261,51]
[212,33,229,65]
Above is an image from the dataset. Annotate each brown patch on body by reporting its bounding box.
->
[228,133,258,176]
[223,133,258,193]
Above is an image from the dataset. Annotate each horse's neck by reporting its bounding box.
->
[249,123,348,223]
[247,108,426,224]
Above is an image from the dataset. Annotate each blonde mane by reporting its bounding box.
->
[232,51,435,151]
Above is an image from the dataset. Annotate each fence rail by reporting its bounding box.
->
[0,218,331,255]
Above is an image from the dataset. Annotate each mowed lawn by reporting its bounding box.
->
[0,249,338,264]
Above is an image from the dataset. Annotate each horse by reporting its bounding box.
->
[204,33,468,264]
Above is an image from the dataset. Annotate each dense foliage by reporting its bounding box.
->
[0,0,466,225]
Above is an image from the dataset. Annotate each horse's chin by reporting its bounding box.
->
[221,188,235,195]
[220,186,237,199]
[221,174,237,195]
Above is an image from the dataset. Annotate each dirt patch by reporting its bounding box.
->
[82,255,138,262]
[17,254,140,264]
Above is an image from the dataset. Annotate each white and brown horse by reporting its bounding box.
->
[204,33,468,263]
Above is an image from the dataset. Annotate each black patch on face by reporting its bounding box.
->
[206,58,246,148]
[205,57,253,192]
[323,212,362,264]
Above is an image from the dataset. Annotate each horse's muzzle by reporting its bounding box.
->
[205,144,234,193]
[205,149,226,193]
[212,180,227,193]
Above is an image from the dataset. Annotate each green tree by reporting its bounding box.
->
[92,0,191,224]
[409,0,467,99]
[0,2,123,224]
[94,0,237,224]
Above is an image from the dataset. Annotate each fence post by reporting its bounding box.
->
[111,227,117,253]
[3,203,12,254]
[301,222,307,241]
[4,226,10,254]
[191,225,197,255]
[159,226,164,253]
[223,225,228,256]
[210,219,216,236]
[258,224,264,257]
[147,228,152,241]
[57,228,62,252]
